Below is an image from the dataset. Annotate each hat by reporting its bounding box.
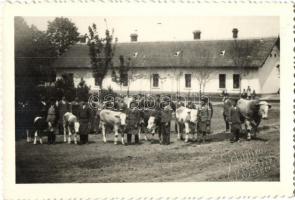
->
[130,101,137,108]
[201,95,209,103]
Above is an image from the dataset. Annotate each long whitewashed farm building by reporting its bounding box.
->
[52,30,280,95]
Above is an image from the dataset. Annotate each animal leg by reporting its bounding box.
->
[138,127,142,140]
[26,129,31,143]
[63,122,67,143]
[184,123,190,143]
[68,127,72,144]
[101,124,107,143]
[176,122,181,140]
[33,130,38,144]
[39,136,43,144]
[74,133,77,144]
[245,120,252,140]
[114,127,119,145]
[121,133,125,145]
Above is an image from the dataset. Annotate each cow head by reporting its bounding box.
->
[188,109,198,124]
[147,116,156,133]
[119,112,127,126]
[259,101,271,119]
[74,122,80,133]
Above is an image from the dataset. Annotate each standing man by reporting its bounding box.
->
[71,97,80,117]
[160,101,172,145]
[246,86,252,100]
[47,98,58,144]
[58,96,69,142]
[222,93,231,133]
[241,89,247,99]
[229,98,242,143]
[78,101,91,144]
[202,95,213,135]
[126,101,141,145]
[197,97,210,143]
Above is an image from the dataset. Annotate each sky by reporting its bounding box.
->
[23,16,279,42]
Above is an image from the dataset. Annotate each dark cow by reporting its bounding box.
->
[237,98,271,140]
[32,116,48,144]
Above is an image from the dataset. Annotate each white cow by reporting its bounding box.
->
[99,109,127,145]
[63,112,80,144]
[175,106,199,142]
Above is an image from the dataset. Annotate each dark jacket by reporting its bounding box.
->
[229,106,242,129]
[160,109,172,123]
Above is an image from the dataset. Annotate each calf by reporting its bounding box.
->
[99,109,127,145]
[63,112,80,144]
[32,116,48,144]
[175,106,199,142]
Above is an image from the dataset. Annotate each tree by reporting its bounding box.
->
[87,23,116,90]
[194,51,212,98]
[77,78,90,102]
[47,17,79,55]
[15,17,57,102]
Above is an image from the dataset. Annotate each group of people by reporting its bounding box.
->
[25,96,93,145]
[19,90,251,145]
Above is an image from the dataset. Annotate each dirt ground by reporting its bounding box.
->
[15,103,280,183]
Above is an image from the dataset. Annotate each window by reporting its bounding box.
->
[121,73,128,86]
[219,74,226,88]
[233,74,240,89]
[185,74,191,88]
[152,74,159,87]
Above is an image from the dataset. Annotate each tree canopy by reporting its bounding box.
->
[47,17,80,55]
[87,23,116,89]
[15,17,80,102]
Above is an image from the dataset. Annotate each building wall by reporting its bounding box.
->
[257,46,280,94]
[101,68,258,94]
[56,46,279,95]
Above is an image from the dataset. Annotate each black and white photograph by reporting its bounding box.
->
[15,16,280,183]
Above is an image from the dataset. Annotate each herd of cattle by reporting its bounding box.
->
[27,95,272,145]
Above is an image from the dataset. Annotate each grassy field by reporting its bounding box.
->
[15,103,280,183]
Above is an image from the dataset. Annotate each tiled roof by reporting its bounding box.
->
[51,37,279,69]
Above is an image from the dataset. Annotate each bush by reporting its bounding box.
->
[77,78,90,102]
[99,87,119,102]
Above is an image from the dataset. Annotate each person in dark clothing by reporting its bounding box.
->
[222,93,231,133]
[229,99,242,143]
[78,101,91,144]
[126,101,141,145]
[39,96,48,118]
[197,98,210,143]
[47,98,58,144]
[71,97,80,117]
[159,101,172,145]
[251,90,256,99]
[241,89,247,99]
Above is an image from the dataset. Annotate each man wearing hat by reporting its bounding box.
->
[201,95,213,135]
[228,98,242,143]
[159,101,172,145]
[197,97,210,143]
[78,101,91,144]
[222,93,231,133]
[46,98,58,144]
[126,101,141,145]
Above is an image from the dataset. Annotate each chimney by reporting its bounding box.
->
[232,28,238,39]
[130,33,138,42]
[193,30,201,40]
